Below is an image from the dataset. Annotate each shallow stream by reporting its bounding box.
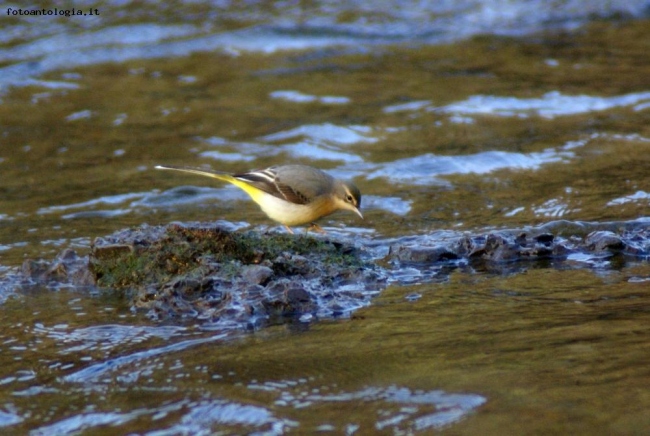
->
[1,1,649,434]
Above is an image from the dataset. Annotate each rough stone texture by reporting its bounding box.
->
[585,231,626,252]
[387,225,650,274]
[5,220,650,329]
[22,248,94,287]
[69,223,385,327]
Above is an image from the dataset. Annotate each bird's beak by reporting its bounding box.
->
[352,207,363,220]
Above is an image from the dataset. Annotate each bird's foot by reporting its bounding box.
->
[306,223,326,234]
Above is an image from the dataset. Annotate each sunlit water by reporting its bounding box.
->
[1,0,650,434]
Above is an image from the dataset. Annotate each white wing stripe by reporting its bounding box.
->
[236,169,277,184]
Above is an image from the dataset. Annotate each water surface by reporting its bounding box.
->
[1,1,649,433]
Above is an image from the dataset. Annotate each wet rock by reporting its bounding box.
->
[89,223,382,326]
[455,236,474,257]
[622,228,650,256]
[241,265,274,285]
[388,244,459,263]
[386,224,650,277]
[585,231,625,252]
[7,219,650,330]
[482,233,521,261]
[534,233,554,245]
[551,241,574,257]
[261,280,314,316]
[285,284,316,313]
[21,259,51,282]
[22,249,94,287]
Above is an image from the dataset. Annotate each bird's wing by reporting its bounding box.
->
[234,168,311,205]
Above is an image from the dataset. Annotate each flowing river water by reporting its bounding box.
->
[1,1,650,434]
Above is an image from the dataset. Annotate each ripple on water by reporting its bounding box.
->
[63,333,230,384]
[33,323,188,354]
[29,398,289,436]
[363,148,571,185]
[36,192,152,215]
[436,91,650,118]
[269,90,350,104]
[249,379,486,432]
[1,0,649,92]
[0,410,23,427]
[607,190,650,207]
[199,123,372,164]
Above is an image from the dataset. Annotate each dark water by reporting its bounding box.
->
[1,0,650,433]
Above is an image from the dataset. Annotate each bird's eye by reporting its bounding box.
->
[346,194,354,203]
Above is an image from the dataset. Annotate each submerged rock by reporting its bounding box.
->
[45,223,384,327]
[388,245,459,263]
[386,225,650,273]
[22,248,94,287]
[5,220,650,328]
[585,230,626,252]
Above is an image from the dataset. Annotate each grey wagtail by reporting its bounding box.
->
[155,164,363,233]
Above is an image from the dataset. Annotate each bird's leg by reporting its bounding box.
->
[284,225,295,234]
[307,223,326,234]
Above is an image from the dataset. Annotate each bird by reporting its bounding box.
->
[155,164,363,233]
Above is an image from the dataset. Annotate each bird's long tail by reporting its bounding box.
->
[155,165,235,182]
[155,165,259,199]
